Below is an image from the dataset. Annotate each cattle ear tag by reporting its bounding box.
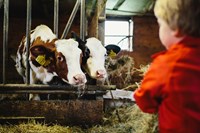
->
[109,50,117,58]
[35,55,51,67]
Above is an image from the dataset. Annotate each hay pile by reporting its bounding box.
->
[88,104,158,133]
[0,120,73,133]
[0,105,158,133]
[106,55,149,91]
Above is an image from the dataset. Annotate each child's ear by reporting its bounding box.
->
[172,28,183,37]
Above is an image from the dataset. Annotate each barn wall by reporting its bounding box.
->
[130,16,165,67]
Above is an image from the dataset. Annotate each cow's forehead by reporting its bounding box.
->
[31,25,56,43]
[55,39,82,57]
[86,38,106,54]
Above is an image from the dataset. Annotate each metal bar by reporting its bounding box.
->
[54,0,59,37]
[61,0,81,39]
[113,0,125,10]
[80,0,85,40]
[0,86,113,95]
[106,8,151,15]
[105,35,133,37]
[3,0,9,84]
[0,90,104,95]
[0,84,115,94]
[25,0,32,84]
[128,20,131,51]
[0,84,115,90]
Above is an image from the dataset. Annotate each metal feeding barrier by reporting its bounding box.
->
[0,0,115,126]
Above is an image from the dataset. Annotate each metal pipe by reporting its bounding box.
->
[25,0,32,84]
[0,84,115,90]
[61,0,81,39]
[128,20,132,51]
[3,0,9,84]
[80,0,85,40]
[54,0,59,37]
[0,84,115,94]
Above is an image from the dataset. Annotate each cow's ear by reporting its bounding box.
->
[30,44,55,67]
[71,31,80,41]
[30,37,56,57]
[71,31,86,46]
[71,32,88,58]
[105,44,121,58]
[30,44,55,57]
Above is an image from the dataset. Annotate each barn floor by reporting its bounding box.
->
[0,104,158,133]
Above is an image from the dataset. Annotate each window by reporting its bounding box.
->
[105,19,133,51]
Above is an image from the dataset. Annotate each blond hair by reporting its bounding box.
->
[154,0,200,37]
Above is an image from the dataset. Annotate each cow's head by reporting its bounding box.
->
[30,37,87,86]
[71,32,107,81]
[85,38,107,80]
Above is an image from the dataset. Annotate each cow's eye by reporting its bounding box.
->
[57,56,63,62]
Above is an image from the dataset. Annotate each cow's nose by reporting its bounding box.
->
[96,70,106,78]
[73,74,86,84]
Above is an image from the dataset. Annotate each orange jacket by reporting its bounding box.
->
[134,36,200,133]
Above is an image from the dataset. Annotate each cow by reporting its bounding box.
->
[71,32,108,85]
[15,25,87,100]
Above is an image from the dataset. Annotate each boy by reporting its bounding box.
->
[134,0,200,132]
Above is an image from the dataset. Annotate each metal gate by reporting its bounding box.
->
[0,0,112,126]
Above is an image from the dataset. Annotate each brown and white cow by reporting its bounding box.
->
[71,32,108,84]
[15,25,87,100]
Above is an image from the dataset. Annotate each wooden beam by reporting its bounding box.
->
[88,0,107,41]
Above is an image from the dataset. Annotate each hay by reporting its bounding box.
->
[0,105,158,133]
[0,120,81,133]
[105,55,149,91]
[88,104,158,133]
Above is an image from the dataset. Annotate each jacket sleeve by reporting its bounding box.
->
[134,59,165,113]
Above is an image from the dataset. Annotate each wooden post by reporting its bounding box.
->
[88,0,106,44]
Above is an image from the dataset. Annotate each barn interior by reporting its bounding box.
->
[0,0,161,132]
[0,0,165,83]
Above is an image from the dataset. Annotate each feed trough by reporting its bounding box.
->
[0,84,115,126]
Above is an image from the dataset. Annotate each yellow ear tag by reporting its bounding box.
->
[109,50,117,58]
[35,55,51,67]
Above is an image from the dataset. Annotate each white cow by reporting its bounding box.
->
[15,25,87,100]
[71,32,108,84]
[84,37,107,80]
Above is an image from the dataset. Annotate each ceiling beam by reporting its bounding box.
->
[113,0,125,10]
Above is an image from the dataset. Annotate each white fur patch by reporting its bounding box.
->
[29,61,56,84]
[30,25,56,43]
[55,39,86,84]
[85,37,107,79]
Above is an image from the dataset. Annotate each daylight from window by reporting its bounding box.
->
[105,20,133,51]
